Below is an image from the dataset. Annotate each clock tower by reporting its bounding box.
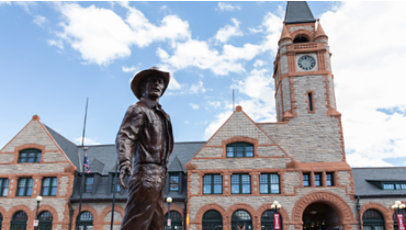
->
[273,1,345,163]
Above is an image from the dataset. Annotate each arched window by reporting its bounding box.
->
[10,211,28,230]
[39,211,53,230]
[76,211,93,230]
[363,209,385,230]
[164,211,182,230]
[202,210,223,230]
[394,209,406,230]
[231,210,252,230]
[261,210,283,230]
[226,142,254,158]
[18,149,41,163]
[293,35,309,43]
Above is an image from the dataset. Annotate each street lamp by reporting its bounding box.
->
[271,201,282,230]
[34,196,43,230]
[392,201,406,230]
[166,197,173,229]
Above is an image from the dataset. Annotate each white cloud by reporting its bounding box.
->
[33,15,46,26]
[217,2,241,12]
[74,137,100,145]
[214,18,243,43]
[0,2,11,6]
[121,66,137,73]
[320,2,406,167]
[204,111,232,139]
[189,103,199,110]
[47,39,64,50]
[189,80,206,94]
[55,3,190,66]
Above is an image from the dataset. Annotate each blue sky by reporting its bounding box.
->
[1,1,406,167]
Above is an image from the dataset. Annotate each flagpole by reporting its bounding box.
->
[77,97,89,230]
[110,161,118,230]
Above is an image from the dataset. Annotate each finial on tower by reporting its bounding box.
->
[284,1,316,25]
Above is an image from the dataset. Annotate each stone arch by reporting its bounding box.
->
[194,203,227,230]
[8,206,32,230]
[292,191,354,230]
[73,205,99,230]
[38,204,59,229]
[291,30,313,43]
[257,203,290,228]
[100,205,125,224]
[228,203,257,230]
[361,202,393,230]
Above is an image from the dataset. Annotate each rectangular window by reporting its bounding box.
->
[303,173,310,187]
[41,177,58,196]
[260,173,280,194]
[231,174,251,194]
[84,175,94,193]
[382,182,406,190]
[203,174,222,194]
[0,178,9,197]
[18,149,41,163]
[314,173,322,187]
[169,173,180,192]
[326,173,334,186]
[17,178,33,196]
[226,143,254,158]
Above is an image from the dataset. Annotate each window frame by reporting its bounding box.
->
[231,174,251,194]
[303,173,310,187]
[84,175,94,193]
[326,172,334,186]
[226,142,254,158]
[0,178,9,197]
[18,148,42,163]
[259,173,280,194]
[314,173,322,187]
[203,174,223,195]
[169,172,180,192]
[16,177,33,197]
[41,177,58,196]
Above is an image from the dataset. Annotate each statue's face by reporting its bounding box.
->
[142,76,165,100]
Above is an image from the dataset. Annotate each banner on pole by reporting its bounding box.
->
[274,213,281,230]
[397,214,405,230]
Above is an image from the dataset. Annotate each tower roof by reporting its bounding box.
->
[284,1,316,25]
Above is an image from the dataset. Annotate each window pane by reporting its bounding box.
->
[226,147,234,157]
[28,153,35,162]
[271,184,280,194]
[383,183,394,190]
[303,174,310,187]
[231,185,240,194]
[214,184,222,194]
[314,173,321,186]
[260,184,268,194]
[401,184,406,189]
[203,185,212,194]
[242,184,250,194]
[260,175,268,184]
[245,146,254,157]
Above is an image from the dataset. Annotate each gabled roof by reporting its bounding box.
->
[352,167,406,197]
[45,125,80,168]
[284,1,316,24]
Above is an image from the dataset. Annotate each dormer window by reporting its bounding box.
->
[293,35,309,43]
[226,142,254,158]
[18,149,41,163]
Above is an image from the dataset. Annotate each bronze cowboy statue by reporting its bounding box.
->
[116,67,174,230]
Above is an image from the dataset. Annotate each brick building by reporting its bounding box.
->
[0,2,405,230]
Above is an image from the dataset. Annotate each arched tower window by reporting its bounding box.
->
[202,210,223,230]
[226,142,254,158]
[308,92,314,112]
[363,209,385,230]
[11,211,27,230]
[18,148,41,163]
[293,35,310,43]
[38,211,53,230]
[164,211,182,230]
[76,211,93,230]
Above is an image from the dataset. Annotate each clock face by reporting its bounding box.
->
[298,55,316,70]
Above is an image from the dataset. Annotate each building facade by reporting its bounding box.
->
[0,2,405,230]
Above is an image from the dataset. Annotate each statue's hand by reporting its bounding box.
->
[119,162,132,189]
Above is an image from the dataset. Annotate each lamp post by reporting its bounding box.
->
[271,200,282,230]
[392,201,406,230]
[34,196,42,230]
[166,197,173,229]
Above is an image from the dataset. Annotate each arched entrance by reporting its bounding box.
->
[302,202,339,230]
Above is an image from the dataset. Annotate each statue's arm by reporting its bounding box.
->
[115,105,144,188]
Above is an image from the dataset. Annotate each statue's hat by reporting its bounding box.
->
[131,67,170,99]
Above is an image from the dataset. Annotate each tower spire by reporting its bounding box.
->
[284,1,316,24]
[315,20,328,40]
